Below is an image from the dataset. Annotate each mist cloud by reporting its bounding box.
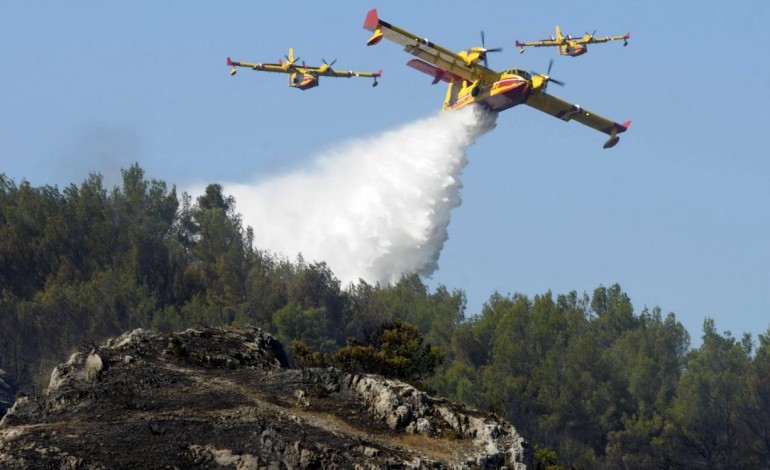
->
[226,106,497,286]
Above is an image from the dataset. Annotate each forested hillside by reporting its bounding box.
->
[1,166,769,468]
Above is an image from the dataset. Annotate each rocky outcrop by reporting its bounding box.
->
[0,326,530,469]
[0,370,15,418]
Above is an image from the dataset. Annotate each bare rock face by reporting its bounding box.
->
[0,326,530,469]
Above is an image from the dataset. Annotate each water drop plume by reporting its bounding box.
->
[227,106,497,286]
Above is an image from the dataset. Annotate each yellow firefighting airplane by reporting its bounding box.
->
[363,9,630,148]
[516,27,630,57]
[226,48,382,90]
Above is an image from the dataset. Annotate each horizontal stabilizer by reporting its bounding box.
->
[406,59,463,84]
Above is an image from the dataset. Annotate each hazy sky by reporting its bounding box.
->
[2,1,769,345]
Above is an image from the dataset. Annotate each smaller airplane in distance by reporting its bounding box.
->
[516,27,630,57]
[226,48,382,90]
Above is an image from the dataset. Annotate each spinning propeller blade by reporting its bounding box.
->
[531,59,565,88]
[322,58,337,71]
[480,31,502,68]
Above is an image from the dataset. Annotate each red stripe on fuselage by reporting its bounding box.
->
[296,76,318,90]
[490,78,526,94]
[482,79,529,111]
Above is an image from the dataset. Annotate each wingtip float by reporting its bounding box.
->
[363,9,630,148]
[603,121,632,149]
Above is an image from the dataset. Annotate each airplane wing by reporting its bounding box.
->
[309,67,383,80]
[227,57,289,74]
[406,59,465,84]
[363,9,497,83]
[584,33,630,45]
[525,92,631,148]
[515,39,560,49]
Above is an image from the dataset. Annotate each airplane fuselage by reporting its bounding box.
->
[289,72,319,90]
[444,69,532,112]
[559,43,587,57]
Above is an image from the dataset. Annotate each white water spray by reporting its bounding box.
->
[226,106,497,286]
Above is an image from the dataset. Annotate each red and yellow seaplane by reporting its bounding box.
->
[227,48,382,90]
[516,27,630,57]
[363,10,630,148]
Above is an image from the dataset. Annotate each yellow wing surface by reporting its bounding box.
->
[576,32,630,45]
[516,39,561,49]
[363,9,497,84]
[308,66,382,80]
[227,57,290,75]
[526,92,631,148]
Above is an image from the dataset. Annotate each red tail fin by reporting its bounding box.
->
[364,9,379,30]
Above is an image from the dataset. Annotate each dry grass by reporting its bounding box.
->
[392,431,478,462]
[291,408,476,462]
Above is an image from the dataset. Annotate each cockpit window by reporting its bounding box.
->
[504,69,530,79]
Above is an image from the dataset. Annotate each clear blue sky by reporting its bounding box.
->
[3,1,769,345]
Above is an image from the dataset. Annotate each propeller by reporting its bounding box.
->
[322,58,337,71]
[480,30,503,68]
[530,59,565,89]
[585,30,597,40]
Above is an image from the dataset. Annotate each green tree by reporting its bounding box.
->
[273,302,336,353]
[480,292,533,417]
[342,275,464,367]
[238,252,290,327]
[290,340,331,368]
[0,180,66,298]
[740,326,770,468]
[186,183,249,321]
[665,318,751,468]
[59,174,112,279]
[590,284,638,347]
[114,165,179,307]
[342,280,387,340]
[333,320,445,382]
[434,360,485,407]
[533,444,563,470]
[287,259,346,344]
[603,308,690,468]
